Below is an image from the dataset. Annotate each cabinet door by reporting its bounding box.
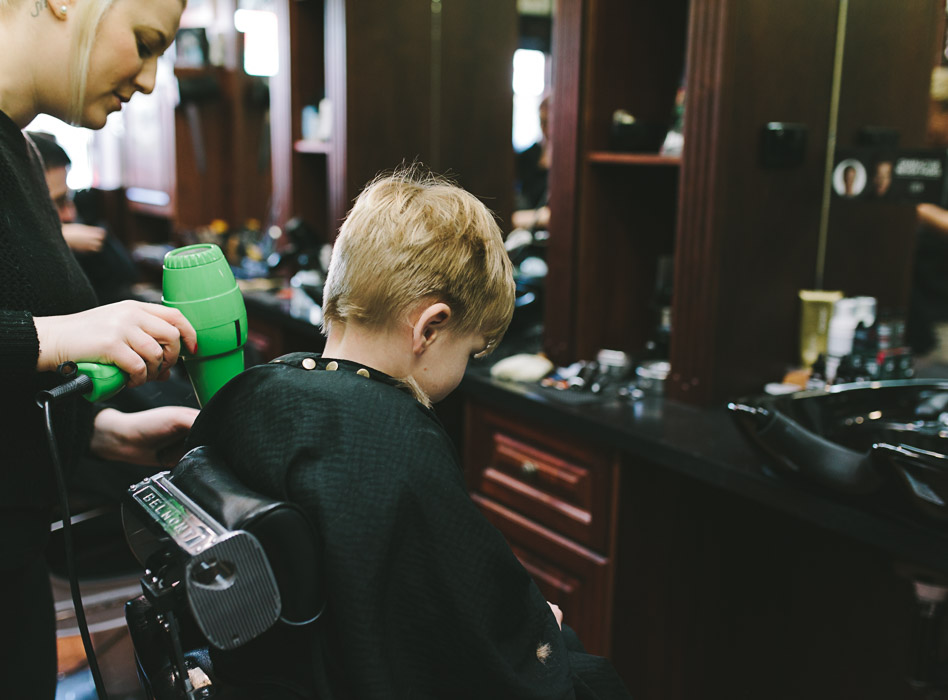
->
[465,404,616,552]
[472,494,612,657]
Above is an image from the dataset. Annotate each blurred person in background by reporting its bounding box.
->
[908,66,948,371]
[29,130,140,305]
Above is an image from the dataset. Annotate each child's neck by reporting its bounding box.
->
[322,321,412,379]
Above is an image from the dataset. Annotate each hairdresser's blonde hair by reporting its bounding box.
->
[322,165,515,355]
[69,0,116,124]
[0,0,115,124]
[0,0,189,124]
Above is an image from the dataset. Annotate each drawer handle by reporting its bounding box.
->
[520,461,538,477]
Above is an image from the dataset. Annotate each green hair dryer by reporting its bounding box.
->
[162,243,247,407]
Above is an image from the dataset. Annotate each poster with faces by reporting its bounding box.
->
[832,148,948,204]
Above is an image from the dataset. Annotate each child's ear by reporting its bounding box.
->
[411,302,451,355]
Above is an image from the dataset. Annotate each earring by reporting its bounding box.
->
[60,5,67,14]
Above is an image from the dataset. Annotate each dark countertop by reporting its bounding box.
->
[241,288,325,344]
[460,363,948,575]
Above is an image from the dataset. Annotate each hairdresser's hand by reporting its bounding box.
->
[512,205,550,232]
[548,601,563,630]
[34,300,198,387]
[918,203,948,235]
[61,223,106,253]
[91,406,199,468]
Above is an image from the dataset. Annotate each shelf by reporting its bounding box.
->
[586,151,680,166]
[173,66,215,78]
[293,139,331,155]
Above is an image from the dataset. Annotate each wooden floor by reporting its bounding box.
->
[56,627,145,699]
[52,572,146,699]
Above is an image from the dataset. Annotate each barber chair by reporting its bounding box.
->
[121,446,325,699]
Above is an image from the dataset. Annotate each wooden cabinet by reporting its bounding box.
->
[545,0,942,405]
[463,402,619,656]
[458,392,926,698]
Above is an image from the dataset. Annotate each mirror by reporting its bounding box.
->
[907,13,948,379]
[820,1,948,383]
[508,1,553,335]
[512,1,552,234]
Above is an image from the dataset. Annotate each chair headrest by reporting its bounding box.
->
[169,445,324,626]
[122,445,324,650]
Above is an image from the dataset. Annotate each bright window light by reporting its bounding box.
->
[24,114,95,191]
[512,49,547,152]
[234,9,279,77]
[512,49,546,97]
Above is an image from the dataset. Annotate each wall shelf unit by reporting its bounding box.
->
[586,152,680,167]
[292,140,331,155]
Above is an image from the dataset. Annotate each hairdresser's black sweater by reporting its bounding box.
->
[0,109,98,536]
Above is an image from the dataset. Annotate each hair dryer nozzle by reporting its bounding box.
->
[162,244,248,407]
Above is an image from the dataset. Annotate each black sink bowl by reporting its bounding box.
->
[729,380,948,524]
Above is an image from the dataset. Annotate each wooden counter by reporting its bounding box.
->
[448,365,948,699]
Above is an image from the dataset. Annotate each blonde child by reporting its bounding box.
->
[186,166,630,699]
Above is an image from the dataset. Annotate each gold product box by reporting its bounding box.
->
[798,289,844,368]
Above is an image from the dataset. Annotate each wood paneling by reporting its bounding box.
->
[544,0,585,362]
[174,67,272,229]
[671,0,842,403]
[440,1,516,225]
[339,0,515,228]
[339,0,432,216]
[281,0,516,243]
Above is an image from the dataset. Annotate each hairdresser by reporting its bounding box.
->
[0,0,193,695]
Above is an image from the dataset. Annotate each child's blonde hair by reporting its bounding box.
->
[322,165,515,354]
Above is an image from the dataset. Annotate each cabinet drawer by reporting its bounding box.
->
[472,494,612,657]
[465,404,616,552]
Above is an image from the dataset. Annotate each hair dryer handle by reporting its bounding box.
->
[75,362,128,402]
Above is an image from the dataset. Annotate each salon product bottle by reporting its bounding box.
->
[852,321,874,356]
[643,305,672,360]
[834,354,857,384]
[642,255,673,361]
[827,298,860,358]
[826,297,872,382]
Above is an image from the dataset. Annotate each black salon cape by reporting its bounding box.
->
[185,353,631,700]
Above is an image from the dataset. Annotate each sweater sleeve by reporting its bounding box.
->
[0,309,39,373]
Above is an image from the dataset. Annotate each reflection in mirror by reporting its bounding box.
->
[909,51,948,379]
[235,1,279,78]
[512,4,552,236]
[508,1,553,336]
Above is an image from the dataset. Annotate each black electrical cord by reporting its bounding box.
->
[37,368,110,700]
